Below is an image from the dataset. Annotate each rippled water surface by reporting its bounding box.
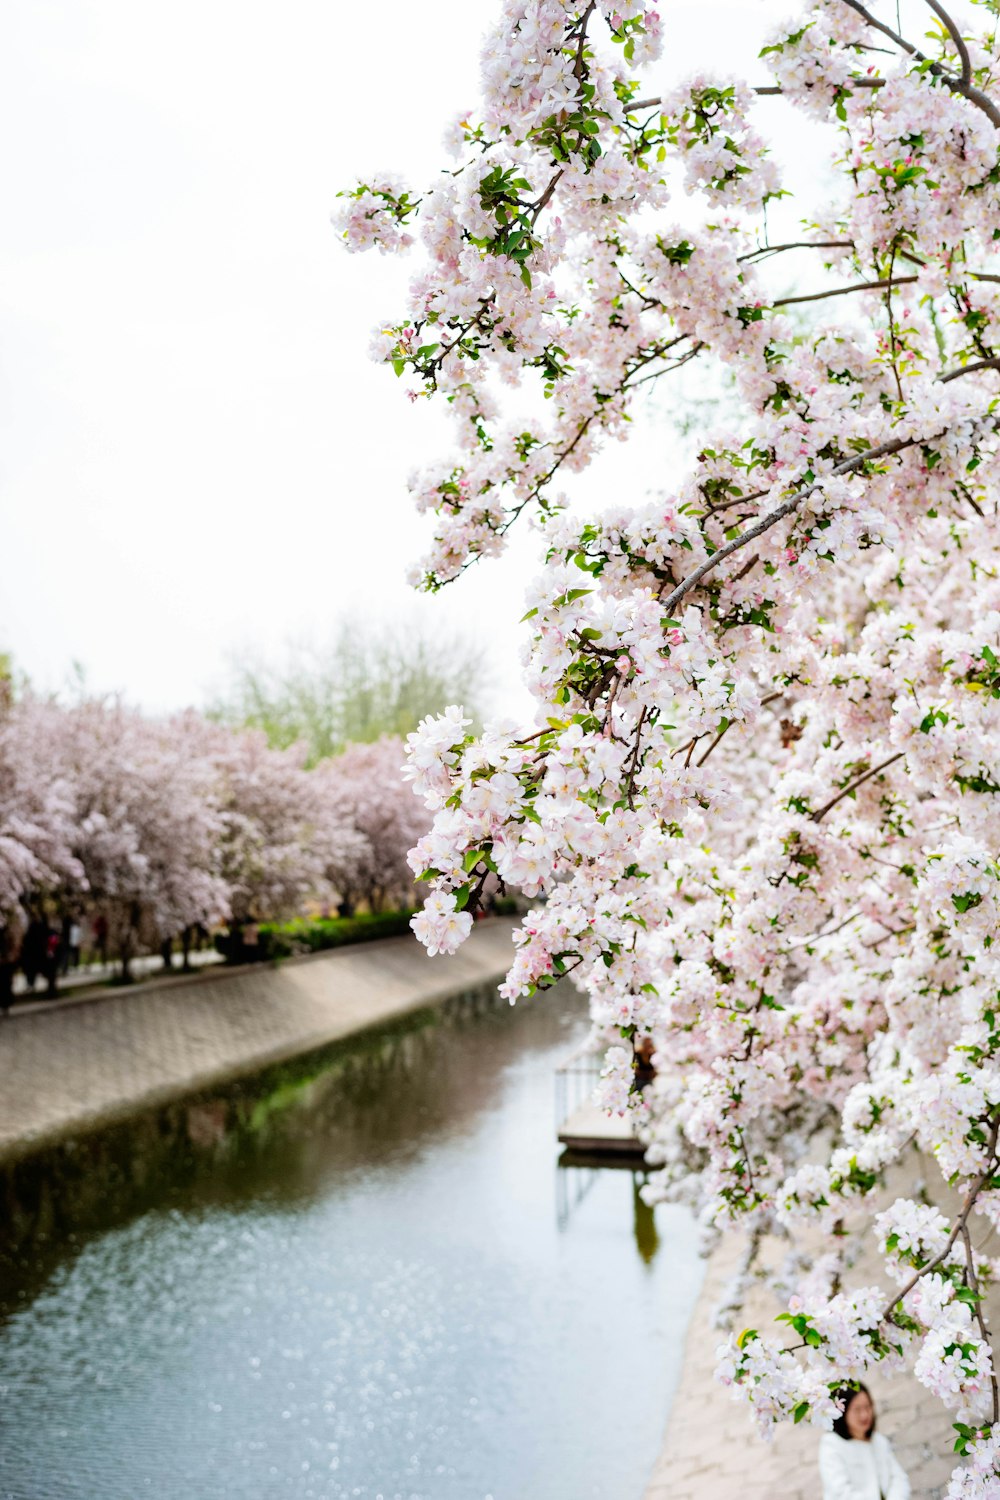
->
[0,987,702,1500]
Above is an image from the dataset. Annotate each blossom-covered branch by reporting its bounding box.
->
[342,2,1000,1491]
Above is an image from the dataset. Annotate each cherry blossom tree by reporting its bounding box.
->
[340,0,1000,1486]
[191,720,329,930]
[50,702,231,977]
[0,694,81,937]
[315,737,429,913]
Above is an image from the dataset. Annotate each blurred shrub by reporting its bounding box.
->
[259,909,416,959]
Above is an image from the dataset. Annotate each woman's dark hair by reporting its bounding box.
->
[832,1384,876,1440]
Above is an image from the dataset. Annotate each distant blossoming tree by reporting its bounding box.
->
[339,0,1000,1486]
[51,702,230,976]
[0,695,423,979]
[0,695,81,936]
[195,721,333,928]
[316,737,428,913]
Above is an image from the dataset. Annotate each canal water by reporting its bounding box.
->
[0,985,702,1500]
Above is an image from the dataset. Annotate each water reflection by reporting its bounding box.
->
[0,986,702,1500]
[632,1179,661,1267]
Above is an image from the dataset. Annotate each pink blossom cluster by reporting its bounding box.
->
[344,0,1000,1489]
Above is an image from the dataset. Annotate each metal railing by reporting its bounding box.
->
[554,1039,603,1133]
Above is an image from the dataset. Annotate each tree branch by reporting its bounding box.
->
[738,240,855,263]
[838,0,1000,128]
[626,80,883,113]
[811,753,904,822]
[941,357,1000,384]
[531,169,564,222]
[661,381,998,617]
[960,1218,999,1425]
[924,0,973,87]
[773,276,918,307]
[883,1116,1000,1322]
[660,433,923,618]
[623,705,648,809]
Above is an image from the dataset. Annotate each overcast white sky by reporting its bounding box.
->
[1,0,839,715]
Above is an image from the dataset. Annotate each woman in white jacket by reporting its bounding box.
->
[819,1385,910,1499]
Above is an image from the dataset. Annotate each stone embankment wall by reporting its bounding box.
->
[0,920,518,1246]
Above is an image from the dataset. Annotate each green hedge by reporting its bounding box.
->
[258,909,416,960]
[247,897,520,963]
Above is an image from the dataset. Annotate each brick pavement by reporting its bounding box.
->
[0,919,517,1167]
[644,1185,986,1500]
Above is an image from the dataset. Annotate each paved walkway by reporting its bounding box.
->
[644,1180,984,1500]
[0,920,516,1167]
[12,945,222,1001]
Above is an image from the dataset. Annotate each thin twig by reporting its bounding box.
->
[531,169,564,221]
[623,705,648,809]
[696,721,732,766]
[960,1218,999,1425]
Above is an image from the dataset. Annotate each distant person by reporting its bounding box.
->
[0,925,19,1015]
[59,916,73,975]
[93,912,109,966]
[45,927,61,997]
[21,916,47,991]
[68,918,82,969]
[819,1385,909,1499]
[633,1035,657,1092]
[241,920,260,962]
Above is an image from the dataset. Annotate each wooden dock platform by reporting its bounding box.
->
[558,1101,646,1159]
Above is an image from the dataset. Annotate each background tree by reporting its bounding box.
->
[50,702,230,979]
[210,616,489,764]
[0,695,81,941]
[192,721,326,930]
[316,737,428,914]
